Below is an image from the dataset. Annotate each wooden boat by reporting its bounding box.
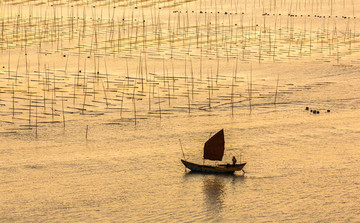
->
[181,160,246,174]
[181,129,246,174]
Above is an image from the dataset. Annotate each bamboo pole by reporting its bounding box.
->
[274,73,280,105]
[62,92,66,128]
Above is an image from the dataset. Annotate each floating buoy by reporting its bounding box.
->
[327,110,331,113]
[305,107,309,110]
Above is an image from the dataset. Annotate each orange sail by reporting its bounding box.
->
[203,129,225,161]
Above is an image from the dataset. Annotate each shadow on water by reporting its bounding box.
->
[203,177,225,212]
[183,171,246,180]
[181,172,247,221]
[182,171,246,188]
[184,171,245,222]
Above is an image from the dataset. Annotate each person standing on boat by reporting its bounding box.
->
[232,156,237,165]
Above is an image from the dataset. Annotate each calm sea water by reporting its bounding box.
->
[1,61,360,222]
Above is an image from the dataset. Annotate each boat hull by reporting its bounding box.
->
[181,159,246,174]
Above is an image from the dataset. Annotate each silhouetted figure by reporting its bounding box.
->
[232,156,237,165]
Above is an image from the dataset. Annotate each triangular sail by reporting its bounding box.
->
[203,129,225,161]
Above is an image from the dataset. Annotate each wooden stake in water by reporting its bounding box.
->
[35,93,38,138]
[86,125,89,139]
[187,83,191,114]
[208,70,211,110]
[8,49,10,80]
[133,94,137,127]
[12,84,15,117]
[148,75,152,112]
[231,69,235,116]
[101,78,109,108]
[82,80,88,115]
[120,79,125,118]
[248,65,253,114]
[179,139,186,160]
[158,87,162,119]
[28,94,32,128]
[51,83,54,122]
[62,92,66,128]
[274,73,280,105]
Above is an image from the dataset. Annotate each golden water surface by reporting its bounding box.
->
[1,0,360,222]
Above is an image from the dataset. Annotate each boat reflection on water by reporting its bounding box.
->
[203,178,225,210]
[182,172,246,221]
